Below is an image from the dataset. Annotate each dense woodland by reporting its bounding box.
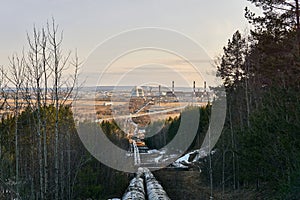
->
[213,0,300,198]
[0,0,300,199]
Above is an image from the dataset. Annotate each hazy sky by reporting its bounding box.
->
[0,0,260,87]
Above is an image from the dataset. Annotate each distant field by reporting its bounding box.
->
[1,98,208,124]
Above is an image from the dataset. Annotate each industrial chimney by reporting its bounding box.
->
[172,81,174,94]
[193,81,196,93]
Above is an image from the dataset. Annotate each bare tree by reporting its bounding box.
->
[47,19,62,200]
[40,27,50,199]
[5,53,25,199]
[26,26,46,199]
[0,18,80,199]
[47,18,79,200]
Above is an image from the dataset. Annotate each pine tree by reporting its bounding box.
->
[217,31,247,90]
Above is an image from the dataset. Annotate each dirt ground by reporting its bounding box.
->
[1,98,207,124]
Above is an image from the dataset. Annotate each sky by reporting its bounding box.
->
[0,0,260,87]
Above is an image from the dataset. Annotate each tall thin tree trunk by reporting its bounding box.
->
[15,89,19,198]
[222,150,225,198]
[67,130,71,200]
[37,92,44,200]
[229,102,236,190]
[47,19,61,200]
[54,46,59,200]
[60,150,64,199]
[35,30,44,200]
[41,28,48,198]
[245,71,250,128]
[206,93,213,199]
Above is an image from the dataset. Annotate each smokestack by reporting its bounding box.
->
[159,85,161,95]
[193,81,196,93]
[204,81,207,92]
[158,85,161,105]
[172,81,174,93]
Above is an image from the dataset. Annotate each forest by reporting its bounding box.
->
[0,0,300,199]
[0,19,129,199]
[213,0,300,198]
